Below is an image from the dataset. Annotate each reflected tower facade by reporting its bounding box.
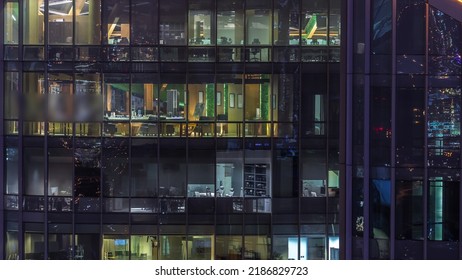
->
[1,0,340,260]
[342,0,462,259]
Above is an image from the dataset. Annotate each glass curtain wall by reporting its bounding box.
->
[2,0,340,260]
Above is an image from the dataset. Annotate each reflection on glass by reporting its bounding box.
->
[131,139,158,197]
[217,74,244,124]
[187,235,213,260]
[428,180,459,241]
[188,0,214,45]
[159,78,186,120]
[302,0,328,46]
[24,147,45,196]
[23,72,45,122]
[329,0,341,45]
[301,235,325,259]
[4,1,19,44]
[396,180,423,240]
[245,74,271,123]
[76,0,101,45]
[131,235,158,260]
[4,72,19,124]
[103,0,130,45]
[47,0,73,44]
[75,233,100,259]
[160,0,187,45]
[215,235,242,259]
[246,2,272,45]
[48,73,73,123]
[24,232,44,260]
[48,147,73,198]
[75,74,102,123]
[48,233,72,260]
[244,235,270,260]
[23,0,45,45]
[159,235,187,260]
[159,140,186,197]
[274,0,300,46]
[6,230,19,259]
[370,179,390,259]
[217,0,244,45]
[272,236,299,260]
[216,160,243,197]
[103,235,129,260]
[102,139,129,199]
[131,0,158,45]
[74,142,101,200]
[5,147,19,194]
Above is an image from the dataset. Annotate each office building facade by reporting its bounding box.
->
[342,0,462,259]
[1,0,340,260]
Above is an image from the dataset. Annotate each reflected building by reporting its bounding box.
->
[1,0,340,260]
[342,0,462,259]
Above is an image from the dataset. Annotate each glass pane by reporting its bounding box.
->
[131,139,158,197]
[272,236,299,260]
[187,235,213,260]
[6,229,19,259]
[23,72,45,121]
[188,140,215,197]
[215,235,242,259]
[245,74,271,123]
[274,0,300,46]
[48,147,73,197]
[75,233,100,259]
[24,147,45,196]
[5,147,19,194]
[370,179,390,259]
[217,0,244,45]
[159,75,186,120]
[246,3,272,45]
[329,0,341,46]
[75,73,102,122]
[24,233,44,260]
[244,150,271,198]
[4,72,19,120]
[24,0,45,45]
[159,235,187,260]
[216,149,243,198]
[302,0,328,46]
[188,75,214,122]
[244,235,270,260]
[396,180,423,240]
[48,73,73,122]
[103,0,130,45]
[75,0,101,45]
[159,140,186,197]
[131,0,158,45]
[188,0,214,46]
[74,140,101,199]
[48,0,73,44]
[4,1,19,44]
[428,180,459,241]
[102,139,129,199]
[217,74,243,123]
[160,0,187,45]
[131,235,158,260]
[103,235,129,260]
[48,233,72,260]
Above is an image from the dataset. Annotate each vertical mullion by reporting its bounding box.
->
[363,0,371,260]
[423,2,429,260]
[389,0,397,260]
[0,0,5,261]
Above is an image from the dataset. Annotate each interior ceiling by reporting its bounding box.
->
[428,0,462,22]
